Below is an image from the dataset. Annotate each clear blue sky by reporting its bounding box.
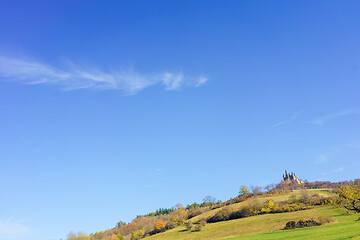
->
[0,1,359,239]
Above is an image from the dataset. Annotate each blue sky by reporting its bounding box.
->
[0,1,359,239]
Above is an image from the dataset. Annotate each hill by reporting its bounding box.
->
[67,179,360,240]
[144,199,359,240]
[143,189,348,240]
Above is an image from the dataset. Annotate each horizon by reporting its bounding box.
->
[0,1,359,240]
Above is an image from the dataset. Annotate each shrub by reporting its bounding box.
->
[194,219,206,231]
[284,219,321,230]
[186,221,193,232]
[230,206,255,219]
[284,221,296,230]
[296,218,321,228]
[242,207,254,217]
[165,221,176,230]
[207,208,232,223]
[187,208,207,218]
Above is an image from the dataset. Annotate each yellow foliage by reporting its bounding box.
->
[338,185,360,213]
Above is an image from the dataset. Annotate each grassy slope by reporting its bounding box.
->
[226,207,360,240]
[144,190,359,240]
[190,189,333,223]
[190,191,299,223]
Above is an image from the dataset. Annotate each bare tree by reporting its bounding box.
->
[203,195,216,203]
[265,183,276,192]
[251,186,262,195]
[173,203,184,210]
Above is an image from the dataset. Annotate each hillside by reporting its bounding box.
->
[67,180,360,240]
[143,189,356,240]
[144,205,359,240]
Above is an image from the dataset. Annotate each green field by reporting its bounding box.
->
[144,190,359,240]
[226,207,360,240]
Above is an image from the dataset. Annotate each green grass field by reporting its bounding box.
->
[143,190,359,240]
[225,207,360,240]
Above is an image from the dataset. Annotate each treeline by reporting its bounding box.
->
[78,204,190,240]
[142,200,222,218]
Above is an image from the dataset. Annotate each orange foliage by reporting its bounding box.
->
[110,234,118,240]
[154,220,166,231]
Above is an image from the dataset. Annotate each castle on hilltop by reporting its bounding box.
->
[283,170,303,184]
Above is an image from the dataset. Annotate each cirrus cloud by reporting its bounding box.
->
[310,109,360,125]
[0,56,208,95]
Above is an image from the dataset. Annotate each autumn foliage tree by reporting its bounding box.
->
[110,234,118,240]
[239,185,249,197]
[338,185,360,213]
[154,220,166,232]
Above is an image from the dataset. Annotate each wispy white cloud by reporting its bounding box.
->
[321,166,347,176]
[271,109,306,128]
[310,109,360,125]
[334,167,346,173]
[0,218,30,239]
[0,56,208,95]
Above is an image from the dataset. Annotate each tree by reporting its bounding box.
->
[131,229,144,240]
[338,185,360,213]
[116,221,127,228]
[154,220,166,232]
[203,195,216,203]
[110,234,119,240]
[265,184,275,192]
[239,185,249,197]
[67,231,90,240]
[174,203,184,210]
[251,186,262,195]
[117,234,124,240]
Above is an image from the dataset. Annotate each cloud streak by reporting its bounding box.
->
[334,167,346,173]
[310,109,360,125]
[0,56,208,95]
[271,109,306,128]
[0,218,30,239]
